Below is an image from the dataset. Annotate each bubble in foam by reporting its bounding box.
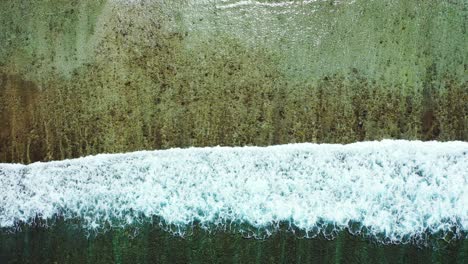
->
[0,140,467,243]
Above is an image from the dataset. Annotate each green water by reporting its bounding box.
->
[0,0,466,163]
[1,221,467,264]
[0,0,466,262]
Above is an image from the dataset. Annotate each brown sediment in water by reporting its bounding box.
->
[0,0,466,164]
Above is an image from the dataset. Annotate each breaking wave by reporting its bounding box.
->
[1,140,467,243]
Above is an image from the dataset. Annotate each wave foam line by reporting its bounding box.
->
[215,0,319,9]
[1,140,467,242]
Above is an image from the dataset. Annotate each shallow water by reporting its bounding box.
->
[1,0,466,163]
[0,0,466,263]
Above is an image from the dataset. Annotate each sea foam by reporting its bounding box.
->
[0,140,467,242]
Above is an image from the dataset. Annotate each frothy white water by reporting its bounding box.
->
[1,140,467,242]
[215,0,319,9]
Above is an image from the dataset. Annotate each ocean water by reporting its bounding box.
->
[1,140,467,263]
[0,0,466,263]
[1,141,467,241]
[1,220,467,264]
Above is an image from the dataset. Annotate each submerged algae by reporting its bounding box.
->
[0,0,466,163]
[0,1,467,263]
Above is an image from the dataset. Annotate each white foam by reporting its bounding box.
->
[215,0,319,9]
[111,0,320,9]
[0,140,467,242]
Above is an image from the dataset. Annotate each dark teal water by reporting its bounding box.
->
[1,219,466,264]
